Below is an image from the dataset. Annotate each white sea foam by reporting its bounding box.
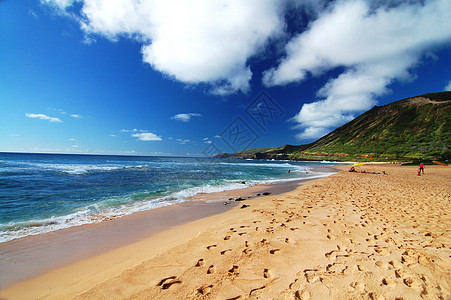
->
[219,161,295,168]
[4,161,152,175]
[0,158,339,243]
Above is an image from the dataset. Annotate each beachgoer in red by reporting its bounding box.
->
[419,163,424,174]
[417,168,421,176]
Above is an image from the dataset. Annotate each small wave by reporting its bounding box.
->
[12,162,152,175]
[0,199,172,243]
[0,158,338,243]
[219,161,296,168]
[0,180,254,243]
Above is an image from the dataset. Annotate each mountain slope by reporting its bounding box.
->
[216,92,451,161]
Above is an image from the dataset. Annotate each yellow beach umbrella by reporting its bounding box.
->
[352,162,366,167]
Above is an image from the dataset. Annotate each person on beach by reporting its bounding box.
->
[349,166,356,172]
[419,163,424,174]
[418,168,421,176]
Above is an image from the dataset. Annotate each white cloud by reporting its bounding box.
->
[131,132,162,141]
[445,80,451,91]
[26,113,62,123]
[176,138,192,144]
[28,9,38,19]
[263,0,451,140]
[295,127,329,141]
[171,113,201,122]
[45,0,284,95]
[41,0,75,9]
[71,114,82,118]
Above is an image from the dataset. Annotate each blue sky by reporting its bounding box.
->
[1,0,451,156]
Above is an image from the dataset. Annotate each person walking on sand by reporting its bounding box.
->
[419,163,424,174]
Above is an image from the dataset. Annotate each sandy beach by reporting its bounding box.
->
[1,164,450,299]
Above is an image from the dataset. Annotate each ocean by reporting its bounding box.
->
[0,152,339,243]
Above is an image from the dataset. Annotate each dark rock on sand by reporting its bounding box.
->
[240,204,250,209]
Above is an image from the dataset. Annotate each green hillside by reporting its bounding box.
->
[216,92,451,161]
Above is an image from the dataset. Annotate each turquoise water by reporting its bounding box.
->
[0,153,337,242]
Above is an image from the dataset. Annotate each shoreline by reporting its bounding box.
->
[0,170,335,290]
[0,163,336,244]
[2,164,449,299]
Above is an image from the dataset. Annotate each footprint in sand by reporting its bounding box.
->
[225,296,242,300]
[263,268,273,278]
[270,248,281,254]
[197,284,213,295]
[228,265,240,276]
[249,286,266,296]
[357,265,369,272]
[395,268,410,279]
[389,260,402,269]
[195,258,205,267]
[207,244,217,250]
[294,290,310,300]
[350,281,365,292]
[221,249,232,255]
[325,250,337,260]
[224,235,231,240]
[285,238,290,243]
[403,277,424,292]
[207,265,216,274]
[375,261,389,270]
[368,292,386,300]
[381,277,397,288]
[157,276,182,289]
[305,273,320,284]
[242,248,252,254]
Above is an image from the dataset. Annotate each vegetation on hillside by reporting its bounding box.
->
[216,92,451,162]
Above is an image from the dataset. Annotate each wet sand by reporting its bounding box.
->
[0,175,322,290]
[1,164,450,299]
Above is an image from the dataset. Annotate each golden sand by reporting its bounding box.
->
[1,164,450,299]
